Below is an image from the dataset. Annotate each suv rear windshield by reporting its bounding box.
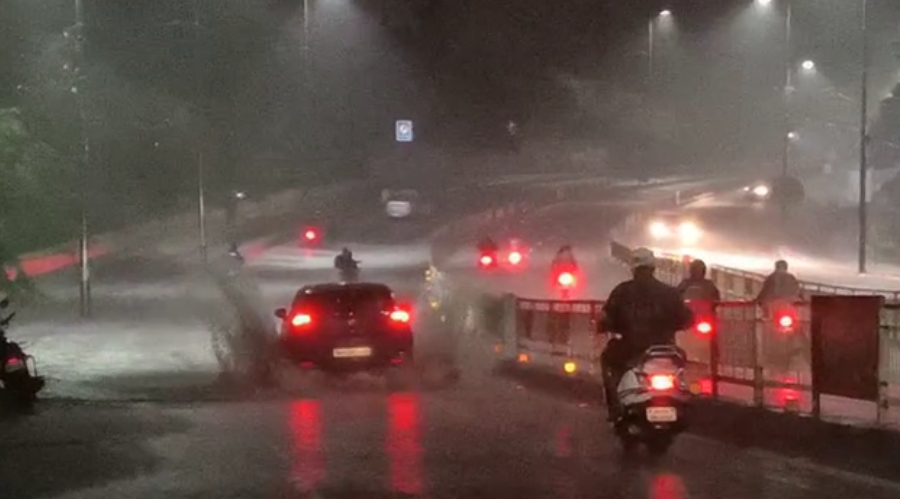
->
[293,287,393,315]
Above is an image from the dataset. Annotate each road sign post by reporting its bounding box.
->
[395,120,413,143]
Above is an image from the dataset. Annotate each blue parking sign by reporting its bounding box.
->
[395,120,413,142]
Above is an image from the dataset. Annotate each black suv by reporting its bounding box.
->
[274,282,413,373]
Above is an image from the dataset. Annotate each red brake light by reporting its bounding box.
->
[508,251,523,265]
[479,255,494,266]
[778,314,794,328]
[291,313,312,327]
[649,374,675,391]
[304,229,318,241]
[389,309,410,324]
[557,272,575,287]
[695,321,713,335]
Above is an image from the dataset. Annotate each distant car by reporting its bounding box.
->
[383,189,432,219]
[646,212,703,246]
[273,282,414,375]
[742,181,772,201]
[769,175,806,205]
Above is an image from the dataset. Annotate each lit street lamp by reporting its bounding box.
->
[648,9,673,88]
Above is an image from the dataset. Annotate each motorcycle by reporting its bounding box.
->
[338,261,361,283]
[0,300,44,407]
[762,299,805,370]
[612,343,690,454]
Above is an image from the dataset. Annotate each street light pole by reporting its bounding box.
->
[858,0,870,274]
[193,0,207,263]
[303,0,310,53]
[74,0,91,317]
[781,0,792,178]
[648,18,654,88]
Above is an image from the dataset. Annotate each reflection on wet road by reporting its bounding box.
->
[3,191,900,498]
[9,373,900,498]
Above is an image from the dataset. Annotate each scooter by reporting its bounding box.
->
[338,262,361,283]
[612,344,690,454]
[0,299,45,408]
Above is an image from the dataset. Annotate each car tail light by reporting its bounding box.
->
[695,320,713,335]
[479,254,494,266]
[777,314,795,329]
[303,228,318,241]
[291,313,313,327]
[649,374,675,391]
[389,308,411,324]
[508,251,523,265]
[557,272,576,287]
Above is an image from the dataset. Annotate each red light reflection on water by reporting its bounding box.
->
[387,392,424,494]
[554,425,572,457]
[289,400,325,493]
[649,473,686,499]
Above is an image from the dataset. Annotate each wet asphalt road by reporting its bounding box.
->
[3,186,900,498]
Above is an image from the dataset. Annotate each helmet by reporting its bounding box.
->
[631,247,656,269]
[689,259,707,277]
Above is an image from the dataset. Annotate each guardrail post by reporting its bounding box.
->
[502,293,518,359]
[752,307,765,407]
[710,317,721,399]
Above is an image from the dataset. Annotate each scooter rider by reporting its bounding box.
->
[676,259,721,302]
[476,236,498,254]
[227,243,245,265]
[755,259,803,308]
[334,247,359,271]
[551,245,578,272]
[599,247,694,421]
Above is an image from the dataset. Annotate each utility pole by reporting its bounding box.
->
[194,0,207,263]
[70,0,91,317]
[858,0,870,274]
[781,0,793,178]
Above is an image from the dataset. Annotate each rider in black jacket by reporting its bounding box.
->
[599,248,693,420]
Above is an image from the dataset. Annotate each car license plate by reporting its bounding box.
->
[332,347,372,358]
[646,407,678,423]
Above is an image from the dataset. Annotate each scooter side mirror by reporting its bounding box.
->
[274,308,287,319]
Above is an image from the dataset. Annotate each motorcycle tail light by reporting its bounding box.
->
[777,314,795,329]
[695,320,713,335]
[557,272,576,287]
[649,374,675,391]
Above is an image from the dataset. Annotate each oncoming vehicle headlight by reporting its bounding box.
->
[752,185,770,197]
[678,221,702,244]
[649,221,671,239]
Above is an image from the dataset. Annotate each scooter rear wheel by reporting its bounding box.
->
[645,435,673,455]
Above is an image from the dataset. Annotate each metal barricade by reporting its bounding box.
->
[513,298,603,378]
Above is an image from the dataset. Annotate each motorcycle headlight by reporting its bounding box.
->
[752,185,770,197]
